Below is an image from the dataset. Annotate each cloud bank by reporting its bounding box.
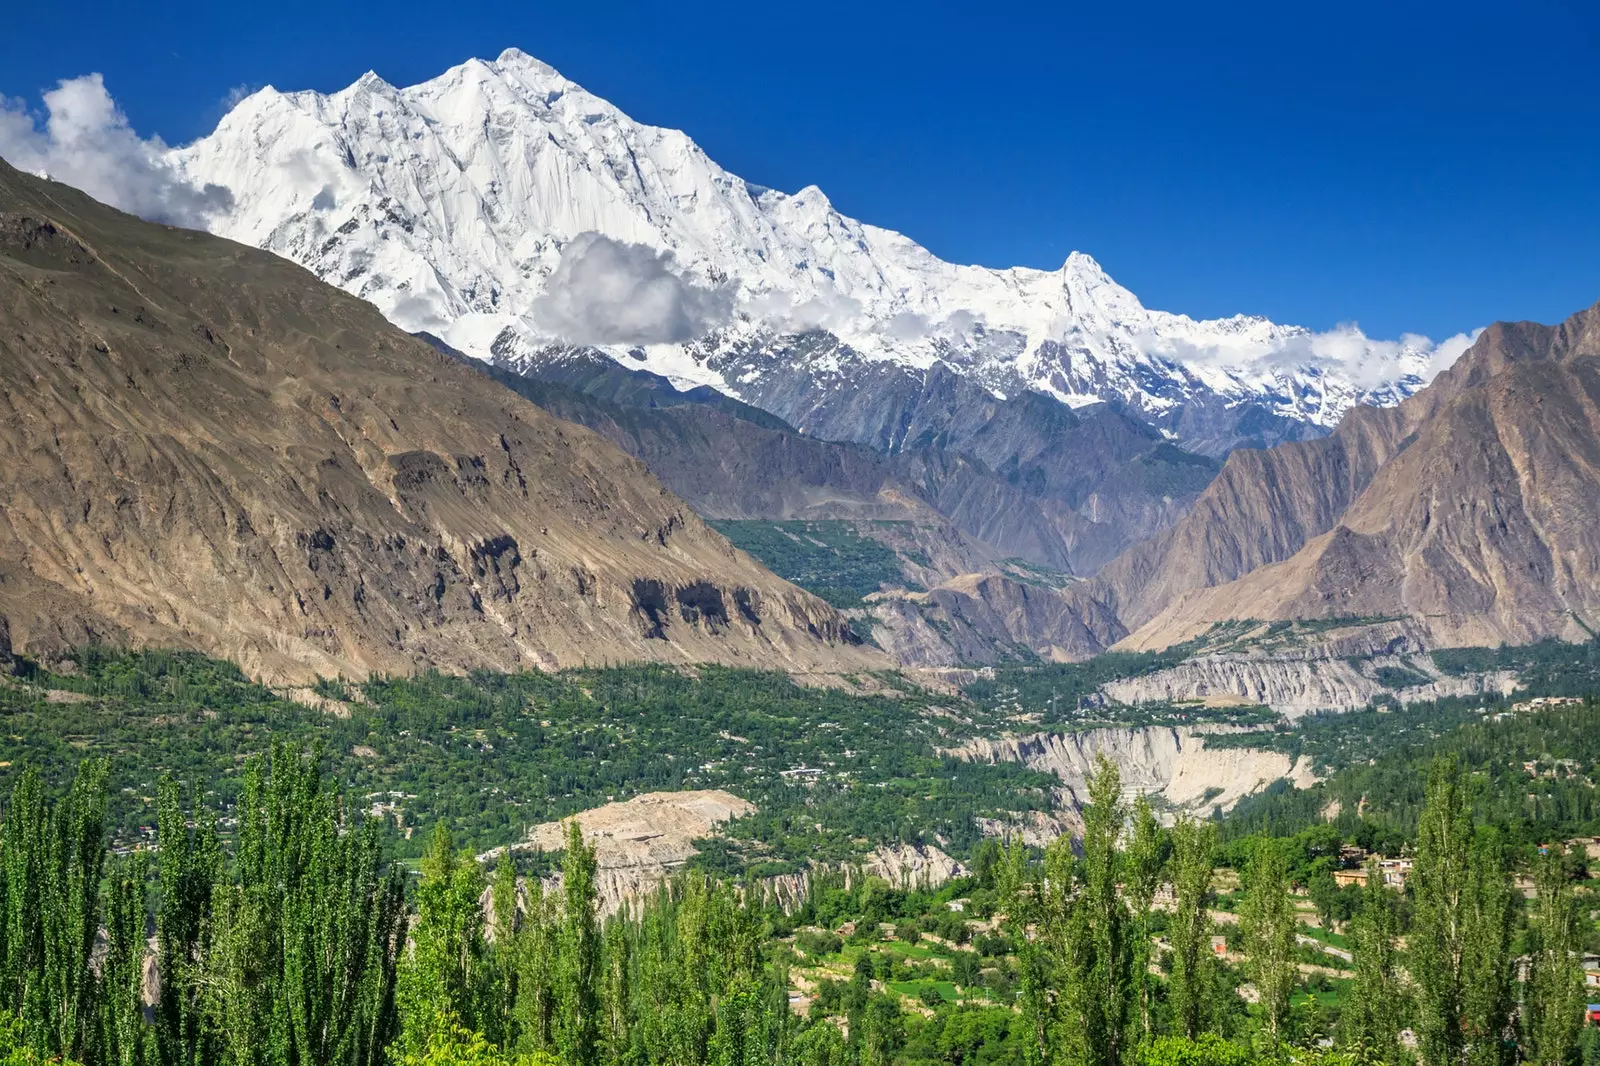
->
[531,233,733,345]
[0,74,232,228]
[1152,322,1483,391]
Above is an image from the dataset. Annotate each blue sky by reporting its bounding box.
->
[2,0,1597,339]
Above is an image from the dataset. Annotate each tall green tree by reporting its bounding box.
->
[1167,818,1218,1042]
[1125,793,1165,1047]
[394,823,487,1061]
[1240,838,1296,1049]
[207,747,406,1066]
[1339,862,1404,1064]
[1460,830,1514,1066]
[101,854,148,1066]
[512,880,557,1058]
[1411,757,1475,1066]
[154,774,221,1066]
[1072,756,1134,1066]
[1523,843,1584,1066]
[1410,757,1515,1066]
[485,852,520,1051]
[0,762,111,1064]
[554,822,600,1066]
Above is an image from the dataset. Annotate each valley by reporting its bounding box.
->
[0,31,1597,1066]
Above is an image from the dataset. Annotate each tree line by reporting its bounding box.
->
[0,749,1589,1066]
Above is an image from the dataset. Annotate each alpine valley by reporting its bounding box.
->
[3,36,1600,1066]
[152,48,1516,668]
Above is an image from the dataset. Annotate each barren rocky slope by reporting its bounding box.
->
[1123,302,1600,650]
[947,725,1318,827]
[0,161,880,681]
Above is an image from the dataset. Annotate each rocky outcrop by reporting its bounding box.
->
[0,162,882,681]
[860,843,966,890]
[487,790,754,916]
[947,725,1316,826]
[865,574,1124,666]
[1097,656,1519,716]
[494,791,964,915]
[1123,301,1600,650]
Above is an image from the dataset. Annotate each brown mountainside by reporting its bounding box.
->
[0,161,881,681]
[1121,300,1600,650]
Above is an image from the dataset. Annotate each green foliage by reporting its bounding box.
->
[1220,694,1600,850]
[396,824,488,1061]
[709,520,919,607]
[1410,759,1516,1066]
[0,652,1054,869]
[1240,840,1297,1047]
[1337,867,1403,1065]
[1522,844,1585,1066]
[1135,1034,1253,1066]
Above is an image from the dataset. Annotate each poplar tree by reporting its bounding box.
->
[1523,843,1584,1066]
[600,916,631,1065]
[1167,817,1218,1041]
[555,821,600,1066]
[102,854,149,1066]
[394,823,487,1060]
[1124,793,1165,1046]
[1240,838,1296,1049]
[1340,861,1404,1064]
[1001,829,1061,1066]
[1461,830,1514,1066]
[1411,757,1515,1066]
[485,852,520,1049]
[1073,757,1133,1066]
[513,879,557,1057]
[154,774,221,1066]
[209,746,406,1066]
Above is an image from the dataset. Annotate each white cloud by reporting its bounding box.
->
[0,74,232,228]
[1149,321,1483,391]
[221,84,256,110]
[1421,328,1483,378]
[531,233,734,345]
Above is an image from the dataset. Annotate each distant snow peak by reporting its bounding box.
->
[169,48,1468,428]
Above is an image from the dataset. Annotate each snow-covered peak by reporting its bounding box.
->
[171,50,1466,428]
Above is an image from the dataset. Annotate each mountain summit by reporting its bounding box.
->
[172,50,1459,438]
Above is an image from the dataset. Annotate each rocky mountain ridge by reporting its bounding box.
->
[1119,300,1600,651]
[0,159,879,681]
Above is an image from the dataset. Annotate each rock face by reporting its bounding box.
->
[1122,302,1600,650]
[1093,405,1409,631]
[947,726,1316,828]
[494,791,963,915]
[866,575,1126,666]
[1097,656,1519,717]
[486,350,1214,578]
[859,844,966,891]
[0,161,881,681]
[493,790,753,916]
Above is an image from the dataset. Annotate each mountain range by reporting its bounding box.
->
[171,49,1470,457]
[0,159,876,682]
[2,49,1594,681]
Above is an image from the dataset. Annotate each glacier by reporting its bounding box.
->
[171,47,1463,428]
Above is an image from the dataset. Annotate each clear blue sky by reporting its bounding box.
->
[3,0,1597,339]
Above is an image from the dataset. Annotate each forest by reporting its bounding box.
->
[0,648,1052,865]
[3,639,1600,1064]
[0,749,1592,1066]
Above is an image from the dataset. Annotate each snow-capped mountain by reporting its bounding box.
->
[172,48,1456,430]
